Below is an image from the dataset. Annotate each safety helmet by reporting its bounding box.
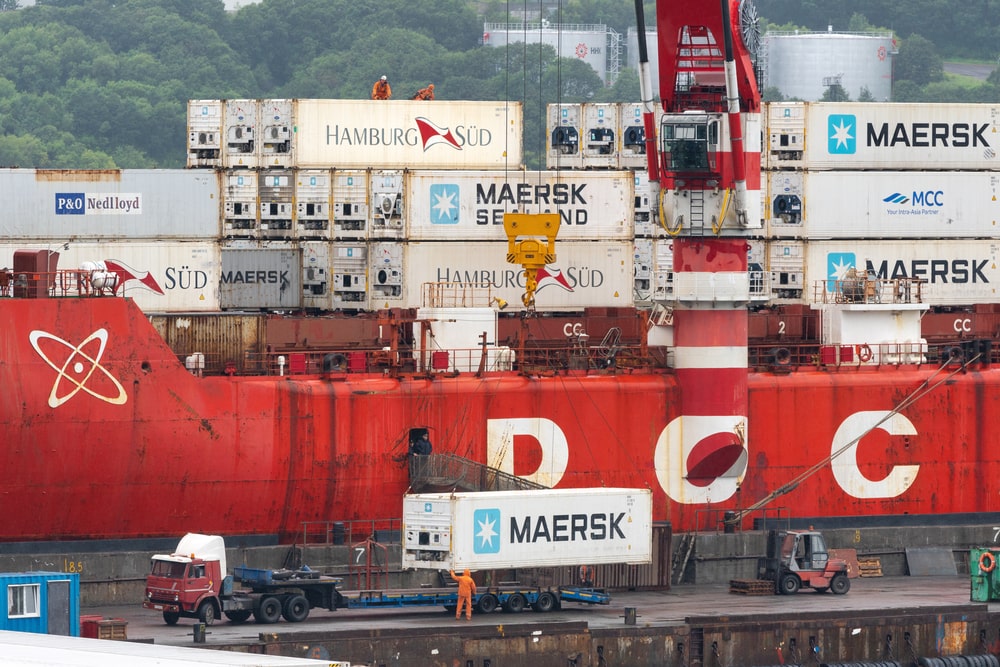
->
[380,75,387,81]
[463,569,471,576]
[428,84,434,89]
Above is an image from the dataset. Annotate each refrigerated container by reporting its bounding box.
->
[546,103,583,170]
[223,99,259,169]
[187,99,223,169]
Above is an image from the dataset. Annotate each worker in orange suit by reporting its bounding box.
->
[450,568,476,620]
[412,83,435,100]
[371,75,391,100]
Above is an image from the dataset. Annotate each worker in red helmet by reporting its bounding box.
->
[450,568,476,620]
[371,75,391,100]
[412,83,435,101]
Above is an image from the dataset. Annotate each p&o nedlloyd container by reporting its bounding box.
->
[404,170,634,241]
[0,169,221,240]
[401,488,653,571]
[767,170,1000,239]
[765,102,1000,170]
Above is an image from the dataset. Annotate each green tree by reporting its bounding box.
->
[820,83,850,101]
[893,34,944,86]
[761,86,785,102]
[857,86,875,101]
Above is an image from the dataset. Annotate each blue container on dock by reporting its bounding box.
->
[0,571,80,636]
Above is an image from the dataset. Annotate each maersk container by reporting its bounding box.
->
[546,103,584,170]
[404,170,633,241]
[803,239,1000,306]
[223,99,259,169]
[401,240,634,311]
[402,488,652,571]
[766,102,1000,170]
[220,242,302,310]
[769,170,1000,240]
[1,241,221,312]
[296,169,332,240]
[294,99,523,169]
[259,98,294,169]
[187,99,223,168]
[0,169,221,240]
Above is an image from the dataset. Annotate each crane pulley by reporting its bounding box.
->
[502,212,561,311]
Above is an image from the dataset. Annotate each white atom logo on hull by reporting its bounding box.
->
[29,329,128,408]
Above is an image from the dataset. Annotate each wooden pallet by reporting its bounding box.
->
[729,579,776,595]
[858,557,883,577]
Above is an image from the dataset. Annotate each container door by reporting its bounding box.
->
[46,580,71,635]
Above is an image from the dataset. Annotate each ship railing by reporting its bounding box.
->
[421,281,496,308]
[408,452,548,493]
[0,269,123,299]
[749,340,989,370]
[300,518,403,547]
[813,275,925,305]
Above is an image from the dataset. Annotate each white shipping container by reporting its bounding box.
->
[259,98,295,168]
[223,99,259,169]
[187,99,223,168]
[546,103,583,170]
[804,239,1000,306]
[581,103,618,168]
[403,240,634,311]
[769,171,1000,239]
[0,169,221,240]
[402,488,652,571]
[618,102,651,170]
[294,100,523,169]
[405,171,633,241]
[766,102,1000,170]
[0,241,221,312]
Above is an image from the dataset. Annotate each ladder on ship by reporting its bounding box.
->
[408,453,548,493]
[688,188,705,236]
[671,532,696,585]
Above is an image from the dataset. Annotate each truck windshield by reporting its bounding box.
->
[150,560,188,578]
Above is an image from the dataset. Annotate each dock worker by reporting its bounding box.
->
[371,75,391,100]
[450,569,476,620]
[410,432,432,456]
[412,83,435,101]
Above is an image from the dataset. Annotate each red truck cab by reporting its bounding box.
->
[143,533,227,625]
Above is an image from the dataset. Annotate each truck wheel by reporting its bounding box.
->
[532,592,556,613]
[282,594,310,623]
[830,573,851,595]
[778,573,801,595]
[504,593,526,613]
[197,600,216,626]
[162,611,180,626]
[225,610,252,623]
[255,597,282,624]
[476,594,499,614]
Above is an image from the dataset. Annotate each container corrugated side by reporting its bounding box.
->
[405,170,633,241]
[405,488,653,571]
[401,240,634,311]
[220,242,302,310]
[149,312,266,375]
[800,102,1000,170]
[294,99,523,169]
[0,169,221,240]
[804,239,1000,306]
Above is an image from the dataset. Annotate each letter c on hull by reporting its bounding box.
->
[655,415,748,504]
[486,418,569,488]
[830,411,919,498]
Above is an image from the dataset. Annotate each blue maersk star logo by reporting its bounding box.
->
[827,252,856,291]
[429,183,459,224]
[472,508,501,554]
[828,114,856,154]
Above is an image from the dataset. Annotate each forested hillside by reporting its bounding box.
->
[0,0,996,169]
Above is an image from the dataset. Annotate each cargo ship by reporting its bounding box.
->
[4,0,1000,545]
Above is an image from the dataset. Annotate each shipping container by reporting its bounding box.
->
[370,241,404,306]
[301,241,332,310]
[633,237,653,303]
[186,99,223,168]
[295,169,332,240]
[0,241,221,312]
[619,103,650,170]
[402,240,634,311]
[404,170,633,241]
[223,170,259,237]
[0,572,79,636]
[331,241,368,310]
[804,239,1000,306]
[258,170,295,239]
[149,312,266,376]
[294,100,523,169]
[331,169,369,239]
[220,241,301,310]
[370,170,405,239]
[0,169,221,240]
[765,102,1000,170]
[402,488,653,571]
[546,103,583,170]
[582,103,619,168]
[260,98,295,169]
[767,170,1000,239]
[768,239,806,300]
[223,99,259,169]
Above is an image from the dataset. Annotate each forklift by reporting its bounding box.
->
[759,530,851,595]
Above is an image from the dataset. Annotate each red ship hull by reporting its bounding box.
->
[3,297,999,543]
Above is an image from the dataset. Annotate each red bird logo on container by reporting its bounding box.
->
[415,117,462,151]
[103,259,165,295]
[535,266,574,293]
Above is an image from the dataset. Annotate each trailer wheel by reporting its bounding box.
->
[476,594,499,614]
[197,600,217,626]
[778,573,800,595]
[532,592,556,613]
[225,610,252,623]
[162,611,180,626]
[504,593,527,613]
[255,596,282,624]
[282,594,310,623]
[830,573,851,595]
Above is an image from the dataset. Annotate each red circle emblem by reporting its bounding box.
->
[877,46,887,61]
[575,43,588,58]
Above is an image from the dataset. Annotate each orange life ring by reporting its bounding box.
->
[857,344,873,363]
[980,551,996,573]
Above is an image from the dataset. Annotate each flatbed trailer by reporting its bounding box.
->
[334,585,611,615]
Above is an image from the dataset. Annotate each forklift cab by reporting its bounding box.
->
[781,531,829,572]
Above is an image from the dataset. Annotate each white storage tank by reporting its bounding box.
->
[484,22,611,83]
